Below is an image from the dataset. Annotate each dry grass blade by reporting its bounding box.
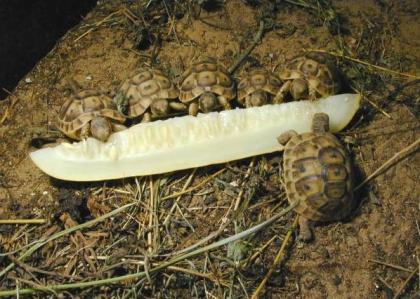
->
[392,266,419,299]
[74,10,121,43]
[0,219,47,225]
[0,203,298,297]
[308,49,420,79]
[355,138,420,191]
[369,259,414,273]
[251,215,299,299]
[0,202,136,278]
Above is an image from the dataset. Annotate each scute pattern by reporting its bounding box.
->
[237,68,282,105]
[179,60,235,103]
[283,132,353,222]
[118,68,179,118]
[57,91,125,140]
[279,53,341,99]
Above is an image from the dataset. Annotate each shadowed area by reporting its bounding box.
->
[0,0,97,100]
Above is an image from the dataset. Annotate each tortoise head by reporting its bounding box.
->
[198,92,218,113]
[290,78,308,100]
[248,90,268,107]
[90,117,112,142]
[150,99,170,117]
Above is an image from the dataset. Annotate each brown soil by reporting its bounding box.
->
[0,0,419,298]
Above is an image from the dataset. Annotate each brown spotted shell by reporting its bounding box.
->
[118,68,179,118]
[57,90,125,140]
[178,60,236,103]
[237,68,282,105]
[282,132,354,222]
[279,53,341,98]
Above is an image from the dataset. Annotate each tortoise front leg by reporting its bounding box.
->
[274,80,291,104]
[298,216,313,242]
[188,102,199,116]
[277,130,298,146]
[80,123,91,140]
[111,122,128,132]
[141,112,152,123]
[218,96,231,110]
[169,101,188,112]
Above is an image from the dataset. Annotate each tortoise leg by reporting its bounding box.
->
[274,80,291,104]
[113,91,128,115]
[308,85,318,101]
[111,122,127,132]
[169,101,187,112]
[245,96,252,108]
[150,99,170,117]
[290,78,309,100]
[277,130,298,146]
[311,113,329,133]
[298,216,313,242]
[188,102,199,116]
[218,96,231,110]
[141,112,152,123]
[80,123,91,140]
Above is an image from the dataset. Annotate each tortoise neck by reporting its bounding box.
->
[311,113,329,133]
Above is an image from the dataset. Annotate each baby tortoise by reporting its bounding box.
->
[237,68,282,107]
[277,113,355,241]
[114,68,186,122]
[58,89,126,142]
[278,52,342,102]
[179,59,236,116]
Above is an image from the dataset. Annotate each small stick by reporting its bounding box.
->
[162,168,196,226]
[369,259,413,273]
[307,49,420,79]
[161,168,226,201]
[228,20,265,74]
[392,266,419,299]
[251,215,299,299]
[355,138,420,191]
[74,10,121,43]
[0,219,46,225]
[0,202,136,278]
[0,203,298,297]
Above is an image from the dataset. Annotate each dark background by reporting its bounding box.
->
[0,0,97,100]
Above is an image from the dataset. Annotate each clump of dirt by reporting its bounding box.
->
[0,0,419,298]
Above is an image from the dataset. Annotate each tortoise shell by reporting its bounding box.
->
[279,53,341,98]
[178,60,236,103]
[282,131,354,222]
[57,90,125,140]
[118,68,179,118]
[237,68,282,105]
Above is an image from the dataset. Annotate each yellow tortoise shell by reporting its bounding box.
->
[282,131,354,222]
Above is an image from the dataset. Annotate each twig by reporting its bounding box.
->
[251,215,299,299]
[162,169,196,226]
[0,203,298,297]
[369,259,414,273]
[0,202,136,278]
[74,10,121,43]
[228,20,265,74]
[0,219,47,225]
[355,138,420,191]
[161,168,225,201]
[307,49,420,80]
[392,266,419,299]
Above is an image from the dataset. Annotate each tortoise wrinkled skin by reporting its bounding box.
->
[57,90,126,141]
[278,52,341,101]
[278,113,354,241]
[116,68,182,120]
[178,59,236,115]
[237,68,282,107]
